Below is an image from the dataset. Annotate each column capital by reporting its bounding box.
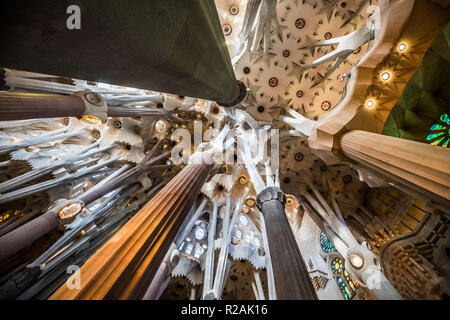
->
[256,186,286,210]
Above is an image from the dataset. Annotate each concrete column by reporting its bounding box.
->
[256,186,318,300]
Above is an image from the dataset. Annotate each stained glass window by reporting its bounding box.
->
[185,244,194,255]
[194,247,203,259]
[331,257,343,275]
[337,277,354,300]
[320,232,335,253]
[343,269,358,292]
[426,113,450,147]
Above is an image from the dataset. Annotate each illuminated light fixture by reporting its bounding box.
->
[155,119,168,134]
[245,198,256,207]
[238,175,248,185]
[366,99,375,108]
[286,195,294,205]
[381,71,390,81]
[349,254,364,269]
[58,203,83,221]
[81,115,102,125]
[194,227,206,241]
[398,43,406,52]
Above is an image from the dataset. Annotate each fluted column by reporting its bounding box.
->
[340,130,450,205]
[0,199,84,264]
[2,0,246,106]
[0,210,59,264]
[0,91,85,120]
[50,153,213,300]
[0,91,179,121]
[142,262,169,300]
[256,186,318,300]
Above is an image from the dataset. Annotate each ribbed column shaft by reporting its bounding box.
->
[257,187,318,300]
[142,262,169,300]
[0,91,85,120]
[340,130,450,205]
[49,155,213,300]
[0,210,59,263]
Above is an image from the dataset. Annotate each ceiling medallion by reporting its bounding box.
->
[294,152,304,161]
[321,101,331,111]
[222,24,232,36]
[229,5,239,15]
[343,174,353,184]
[295,18,305,29]
[268,77,279,87]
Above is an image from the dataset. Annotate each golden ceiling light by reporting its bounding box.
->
[381,71,391,81]
[349,254,364,269]
[242,207,250,214]
[366,99,375,108]
[286,195,294,205]
[92,129,101,139]
[57,203,83,221]
[398,42,407,52]
[238,175,248,185]
[245,198,256,207]
[81,115,102,125]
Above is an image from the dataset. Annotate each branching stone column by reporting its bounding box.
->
[50,153,214,300]
[256,186,318,300]
[340,130,450,206]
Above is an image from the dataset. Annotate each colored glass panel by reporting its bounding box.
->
[320,232,335,253]
[331,257,343,275]
[426,113,449,148]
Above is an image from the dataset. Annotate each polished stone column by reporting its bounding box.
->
[340,130,450,206]
[0,91,85,120]
[1,0,246,106]
[142,262,169,300]
[256,186,318,300]
[50,153,213,300]
[0,210,60,264]
[0,91,180,121]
